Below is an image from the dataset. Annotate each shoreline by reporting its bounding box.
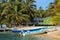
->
[33,31,60,38]
[1,26,60,39]
[12,27,60,39]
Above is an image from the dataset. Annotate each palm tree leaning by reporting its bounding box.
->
[0,0,36,27]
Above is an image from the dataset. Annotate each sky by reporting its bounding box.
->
[0,0,54,10]
[36,0,55,10]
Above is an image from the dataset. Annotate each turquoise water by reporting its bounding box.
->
[23,30,44,35]
[0,32,60,40]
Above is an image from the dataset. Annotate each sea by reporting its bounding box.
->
[0,32,60,40]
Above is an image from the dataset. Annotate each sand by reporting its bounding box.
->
[34,31,60,38]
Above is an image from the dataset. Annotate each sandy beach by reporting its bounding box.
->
[33,31,60,38]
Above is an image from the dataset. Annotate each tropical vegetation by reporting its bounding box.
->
[0,0,60,27]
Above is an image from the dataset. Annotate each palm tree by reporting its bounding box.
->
[46,2,56,17]
[11,0,30,25]
[0,0,36,27]
[0,0,7,24]
[21,0,36,22]
[37,7,45,18]
[0,0,30,26]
